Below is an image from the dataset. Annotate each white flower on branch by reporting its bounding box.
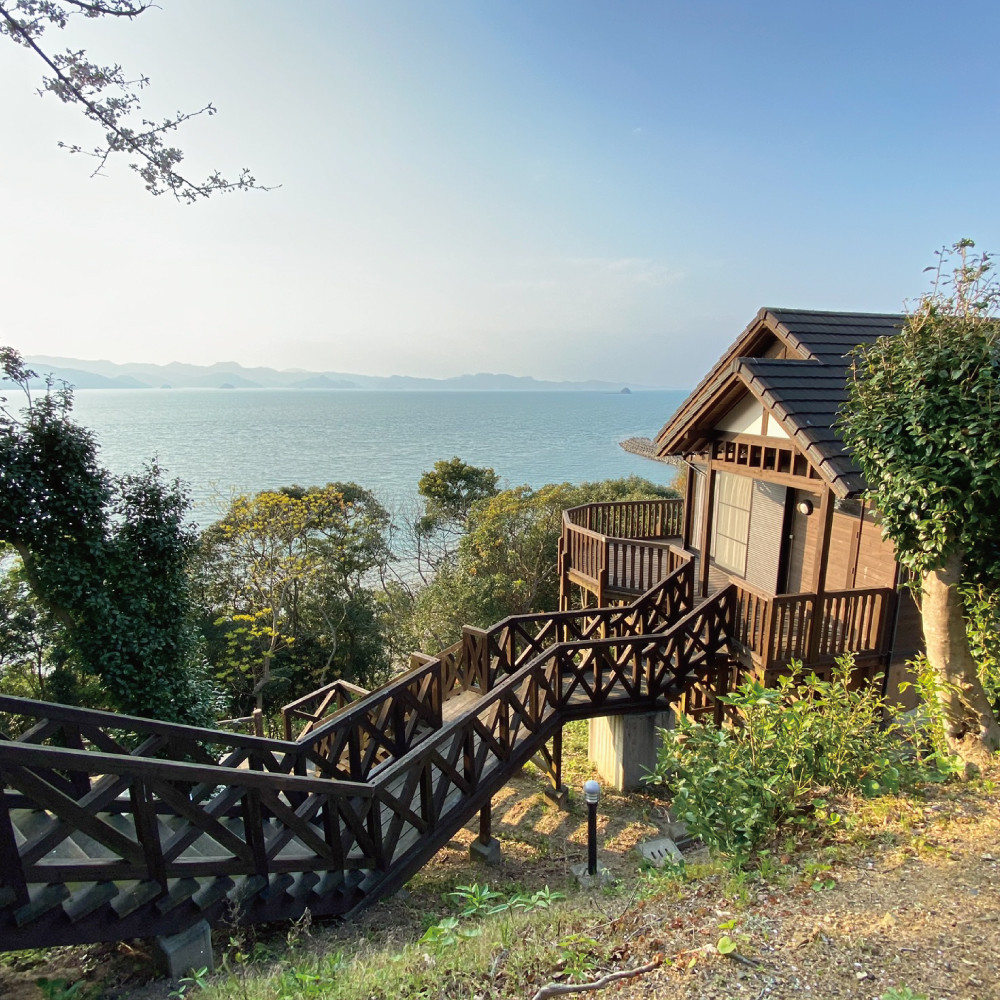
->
[0,0,273,201]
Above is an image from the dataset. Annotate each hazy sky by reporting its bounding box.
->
[1,1,998,386]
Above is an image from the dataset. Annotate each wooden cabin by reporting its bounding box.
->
[559,307,923,696]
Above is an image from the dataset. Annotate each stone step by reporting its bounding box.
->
[288,870,319,900]
[63,880,119,922]
[14,882,70,927]
[156,877,200,915]
[110,879,161,918]
[192,875,234,912]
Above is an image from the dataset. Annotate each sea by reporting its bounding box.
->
[68,389,689,526]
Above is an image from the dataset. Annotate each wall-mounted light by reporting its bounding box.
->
[796,499,814,516]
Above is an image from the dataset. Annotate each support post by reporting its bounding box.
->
[543,728,569,809]
[806,486,835,663]
[469,800,501,865]
[698,462,716,598]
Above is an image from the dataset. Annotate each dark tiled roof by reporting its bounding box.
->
[657,308,904,498]
[768,309,903,366]
[737,359,866,495]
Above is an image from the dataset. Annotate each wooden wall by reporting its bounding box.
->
[825,503,897,591]
[784,489,820,593]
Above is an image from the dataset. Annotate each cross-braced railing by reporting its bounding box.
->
[0,558,721,951]
[559,498,687,605]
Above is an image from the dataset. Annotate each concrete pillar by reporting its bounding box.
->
[156,919,214,978]
[588,711,673,792]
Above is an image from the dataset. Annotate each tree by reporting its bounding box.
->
[0,348,214,723]
[418,457,501,533]
[407,458,500,581]
[406,475,679,653]
[0,548,56,699]
[196,483,394,714]
[0,0,269,200]
[840,240,1000,768]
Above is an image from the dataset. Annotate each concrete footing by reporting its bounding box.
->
[543,784,570,810]
[469,837,502,866]
[588,710,673,791]
[639,836,684,868]
[570,862,613,887]
[156,919,215,979]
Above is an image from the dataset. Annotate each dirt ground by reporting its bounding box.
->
[1,753,997,1000]
[611,784,1000,1000]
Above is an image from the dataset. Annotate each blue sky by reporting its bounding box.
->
[1,0,998,386]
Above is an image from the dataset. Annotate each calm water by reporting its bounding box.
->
[69,389,688,524]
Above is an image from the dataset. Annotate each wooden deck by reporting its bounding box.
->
[559,498,896,675]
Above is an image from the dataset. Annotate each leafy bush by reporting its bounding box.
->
[645,656,915,866]
[962,584,1000,713]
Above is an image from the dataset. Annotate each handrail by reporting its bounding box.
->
[563,497,684,539]
[282,679,369,740]
[0,578,725,936]
[729,582,895,671]
[0,740,375,797]
[0,560,893,952]
[560,498,686,605]
[0,694,294,752]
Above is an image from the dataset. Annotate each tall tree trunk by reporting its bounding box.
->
[921,550,1000,769]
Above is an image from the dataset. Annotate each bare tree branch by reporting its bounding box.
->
[530,958,662,1000]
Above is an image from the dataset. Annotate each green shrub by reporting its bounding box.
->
[644,656,914,866]
[962,584,1000,713]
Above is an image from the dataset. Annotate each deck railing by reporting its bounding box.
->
[565,497,684,538]
[0,567,722,951]
[273,560,694,779]
[560,498,687,601]
[282,679,370,740]
[729,581,895,673]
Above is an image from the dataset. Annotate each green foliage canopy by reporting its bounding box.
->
[0,348,212,723]
[417,457,500,534]
[840,242,1000,584]
[406,474,678,652]
[196,483,394,713]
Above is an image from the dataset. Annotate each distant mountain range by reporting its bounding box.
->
[20,356,661,392]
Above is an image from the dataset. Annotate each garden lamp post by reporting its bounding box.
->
[584,779,600,876]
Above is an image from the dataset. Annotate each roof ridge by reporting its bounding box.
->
[764,307,904,319]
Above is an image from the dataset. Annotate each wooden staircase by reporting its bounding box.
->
[0,555,740,952]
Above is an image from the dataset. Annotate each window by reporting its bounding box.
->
[712,471,752,575]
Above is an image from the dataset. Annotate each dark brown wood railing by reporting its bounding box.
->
[729,581,895,672]
[282,679,370,740]
[280,559,694,772]
[474,556,694,681]
[565,498,684,538]
[560,498,686,602]
[0,568,722,952]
